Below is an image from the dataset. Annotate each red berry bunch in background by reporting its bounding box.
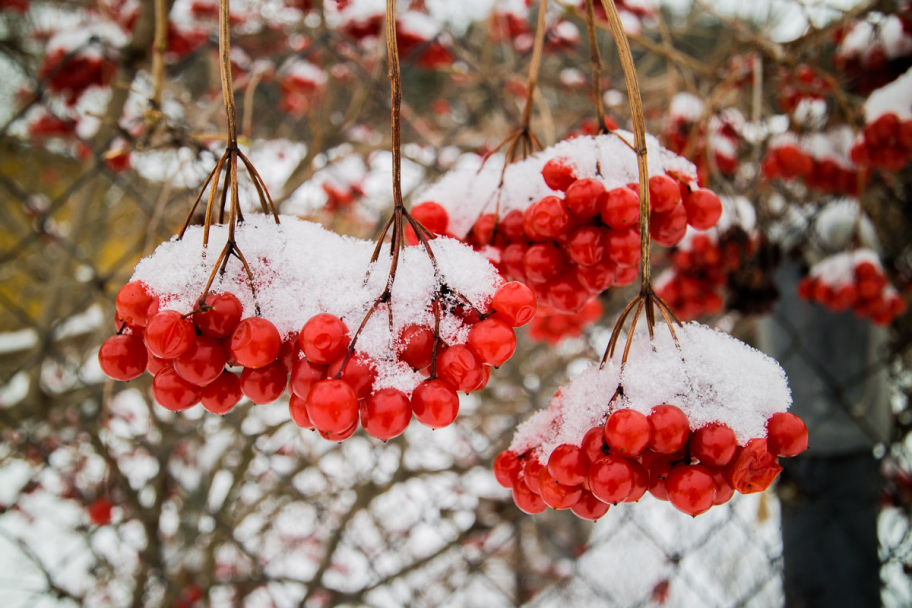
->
[38,46,117,106]
[777,64,831,114]
[495,404,807,518]
[850,112,912,172]
[664,93,741,184]
[527,300,603,345]
[798,250,907,325]
[763,141,861,196]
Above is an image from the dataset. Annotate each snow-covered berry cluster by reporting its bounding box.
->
[851,67,912,171]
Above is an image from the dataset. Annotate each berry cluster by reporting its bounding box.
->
[798,250,907,325]
[495,405,808,519]
[762,143,860,195]
[455,159,723,314]
[776,64,831,114]
[850,112,912,172]
[655,232,739,320]
[100,277,537,442]
[278,60,327,116]
[664,93,741,184]
[38,47,116,106]
[527,300,603,345]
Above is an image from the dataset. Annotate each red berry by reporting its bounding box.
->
[145,310,196,359]
[115,281,157,327]
[571,490,611,520]
[88,498,113,526]
[362,388,411,441]
[766,412,808,457]
[174,336,226,386]
[588,455,633,504]
[328,352,376,400]
[523,457,544,494]
[647,404,690,454]
[565,225,607,267]
[649,175,682,214]
[435,345,485,392]
[683,189,722,230]
[605,228,641,268]
[604,409,651,456]
[98,334,148,381]
[289,359,328,400]
[624,459,649,502]
[512,475,547,514]
[411,378,459,428]
[193,292,242,338]
[564,178,605,218]
[666,464,716,516]
[651,204,688,247]
[491,282,537,327]
[201,371,242,415]
[319,419,358,442]
[725,438,783,494]
[471,213,497,246]
[499,209,526,242]
[152,367,201,411]
[581,425,608,463]
[306,378,359,433]
[546,272,590,314]
[289,393,315,429]
[146,350,169,375]
[278,334,302,373]
[548,444,589,486]
[541,157,577,191]
[647,455,673,500]
[406,201,449,245]
[523,243,567,283]
[708,466,735,505]
[576,261,616,293]
[690,423,738,466]
[467,318,516,367]
[398,324,435,369]
[240,361,287,405]
[527,196,571,238]
[493,451,523,488]
[300,313,350,364]
[229,317,281,368]
[599,187,639,229]
[538,465,582,509]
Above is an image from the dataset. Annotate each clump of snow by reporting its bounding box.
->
[510,322,792,460]
[398,10,441,39]
[808,248,881,287]
[838,15,912,63]
[811,198,879,252]
[416,133,698,239]
[865,65,912,121]
[669,92,704,122]
[132,215,502,395]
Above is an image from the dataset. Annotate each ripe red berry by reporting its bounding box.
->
[647,404,690,454]
[146,350,169,375]
[548,444,589,486]
[605,228,641,268]
[491,281,537,327]
[398,324,435,369]
[666,464,716,516]
[406,201,449,245]
[581,425,608,463]
[240,361,287,405]
[411,378,460,428]
[538,465,582,509]
[647,455,673,501]
[230,317,281,368]
[499,209,526,241]
[467,318,516,367]
[306,378,359,433]
[278,334,302,373]
[152,367,201,411]
[766,412,809,457]
[362,388,411,441]
[98,334,148,381]
[576,261,616,293]
[725,438,783,494]
[541,157,577,191]
[565,225,607,267]
[523,457,544,494]
[88,498,113,526]
[145,310,196,359]
[650,204,688,247]
[565,178,605,218]
[201,370,242,415]
[570,490,611,520]
[599,187,639,229]
[683,189,723,230]
[319,419,358,442]
[493,451,523,488]
[435,345,485,392]
[588,455,633,504]
[328,352,376,400]
[649,174,682,214]
[300,313,350,364]
[289,358,328,400]
[604,409,651,456]
[690,423,738,466]
[289,393,315,429]
[527,196,572,238]
[115,281,157,327]
[512,475,547,514]
[708,466,735,505]
[193,292,242,338]
[471,213,496,246]
[174,336,226,386]
[624,459,649,502]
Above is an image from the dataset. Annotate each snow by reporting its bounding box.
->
[416,133,698,239]
[669,92,704,122]
[398,10,441,39]
[131,215,503,395]
[838,15,912,62]
[808,248,881,287]
[865,65,912,122]
[282,59,328,86]
[510,322,792,460]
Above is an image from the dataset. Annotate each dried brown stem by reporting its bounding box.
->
[218,0,238,145]
[151,0,167,109]
[584,0,607,132]
[521,0,548,130]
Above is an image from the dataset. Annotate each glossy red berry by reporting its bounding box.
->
[548,444,589,486]
[666,464,716,516]
[229,317,281,368]
[146,350,169,375]
[435,345,485,392]
[605,228,641,268]
[512,475,547,514]
[581,425,608,463]
[152,367,201,411]
[523,457,544,494]
[300,313,350,364]
[570,490,611,520]
[398,325,435,369]
[588,455,633,504]
[647,404,690,454]
[576,261,616,293]
[289,393,315,429]
[599,187,639,229]
[193,292,242,338]
[115,281,157,327]
[690,423,738,466]
[306,378,359,433]
[523,243,567,283]
[319,419,358,442]
[491,282,537,327]
[411,378,459,428]
[649,174,682,214]
[565,225,607,267]
[406,201,449,245]
[725,438,783,494]
[493,451,523,488]
[766,412,809,457]
[362,388,411,441]
[526,196,571,238]
[683,189,723,230]
[709,466,735,505]
[541,157,577,191]
[240,361,287,405]
[98,334,148,381]
[201,370,242,415]
[174,336,226,386]
[624,459,649,502]
[651,204,688,247]
[278,334,302,373]
[145,310,196,360]
[538,465,582,509]
[604,409,651,456]
[647,455,673,501]
[467,318,516,367]
[565,178,605,217]
[88,498,113,526]
[328,352,376,400]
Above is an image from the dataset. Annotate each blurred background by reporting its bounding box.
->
[0,0,911,606]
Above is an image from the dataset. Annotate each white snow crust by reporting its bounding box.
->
[808,248,881,287]
[865,65,912,121]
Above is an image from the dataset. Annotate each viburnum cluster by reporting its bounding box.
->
[850,67,912,172]
[416,134,724,315]
[527,299,603,345]
[798,249,907,325]
[98,216,536,442]
[495,323,808,519]
[664,92,742,184]
[763,130,861,196]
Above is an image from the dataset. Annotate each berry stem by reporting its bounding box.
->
[520,0,548,133]
[218,0,237,146]
[583,0,607,133]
